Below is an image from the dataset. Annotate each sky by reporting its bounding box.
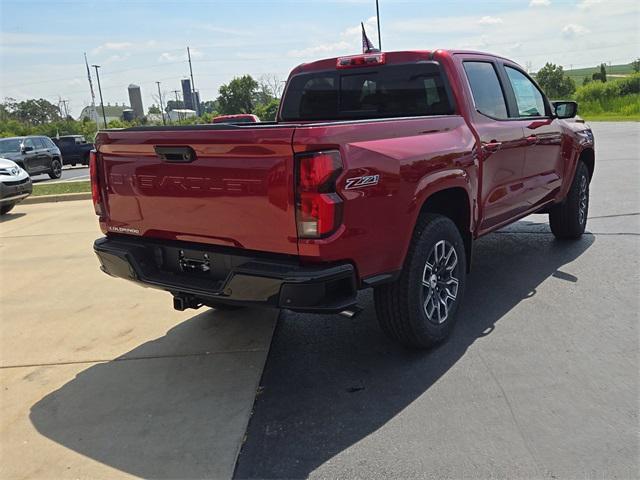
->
[1,0,638,117]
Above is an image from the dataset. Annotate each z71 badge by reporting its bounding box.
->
[345,174,380,190]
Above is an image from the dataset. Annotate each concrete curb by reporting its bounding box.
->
[22,192,92,205]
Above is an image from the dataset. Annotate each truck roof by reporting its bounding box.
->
[289,49,518,76]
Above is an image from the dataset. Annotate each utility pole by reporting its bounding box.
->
[172,90,182,120]
[92,65,107,127]
[187,46,199,116]
[376,0,382,50]
[156,81,166,126]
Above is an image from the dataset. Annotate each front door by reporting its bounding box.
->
[21,138,39,174]
[501,65,564,208]
[461,60,530,233]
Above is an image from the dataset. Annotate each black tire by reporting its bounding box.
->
[549,161,589,239]
[374,214,467,349]
[48,159,62,179]
[0,204,15,215]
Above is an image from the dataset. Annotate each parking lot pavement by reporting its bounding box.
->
[235,122,640,479]
[0,202,277,479]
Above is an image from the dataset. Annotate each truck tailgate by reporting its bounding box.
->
[95,127,298,255]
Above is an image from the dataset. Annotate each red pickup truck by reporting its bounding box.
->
[92,50,594,348]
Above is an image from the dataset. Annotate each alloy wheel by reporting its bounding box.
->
[421,240,459,324]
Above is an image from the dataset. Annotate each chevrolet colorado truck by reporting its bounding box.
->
[92,50,594,348]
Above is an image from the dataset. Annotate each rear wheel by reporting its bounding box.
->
[0,204,15,215]
[549,161,589,239]
[374,214,466,349]
[48,159,62,179]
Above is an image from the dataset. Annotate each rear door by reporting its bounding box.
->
[97,126,299,255]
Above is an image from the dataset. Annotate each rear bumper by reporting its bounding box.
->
[94,236,358,313]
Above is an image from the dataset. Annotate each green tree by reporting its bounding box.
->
[535,63,576,99]
[165,99,185,113]
[217,75,259,114]
[11,98,61,124]
[255,99,280,121]
[631,58,640,73]
[582,76,592,86]
[592,63,607,83]
[147,104,161,114]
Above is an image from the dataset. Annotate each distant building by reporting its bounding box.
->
[193,90,201,113]
[181,79,194,110]
[79,103,130,127]
[128,84,144,119]
[168,109,196,122]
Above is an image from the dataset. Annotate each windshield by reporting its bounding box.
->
[0,139,22,154]
[280,62,454,121]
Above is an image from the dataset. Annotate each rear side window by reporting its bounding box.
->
[463,62,508,120]
[505,66,547,117]
[34,138,47,149]
[281,63,454,121]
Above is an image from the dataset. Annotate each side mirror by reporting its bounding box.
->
[21,146,34,153]
[553,101,578,119]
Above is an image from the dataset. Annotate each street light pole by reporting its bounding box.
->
[156,81,166,126]
[92,65,107,127]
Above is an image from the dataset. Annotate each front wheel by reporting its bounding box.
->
[549,161,589,239]
[48,159,62,179]
[374,214,467,349]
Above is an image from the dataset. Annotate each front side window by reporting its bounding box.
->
[24,138,36,150]
[505,66,546,117]
[463,61,508,120]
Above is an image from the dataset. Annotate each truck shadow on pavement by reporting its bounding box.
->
[29,220,594,479]
[233,221,596,479]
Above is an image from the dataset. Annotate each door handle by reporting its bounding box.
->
[154,146,196,163]
[482,141,502,153]
[525,135,538,145]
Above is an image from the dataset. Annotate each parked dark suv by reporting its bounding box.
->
[0,136,63,179]
[52,135,94,166]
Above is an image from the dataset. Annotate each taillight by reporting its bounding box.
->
[336,53,385,69]
[295,151,343,239]
[89,150,103,216]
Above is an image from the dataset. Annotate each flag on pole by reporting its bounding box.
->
[361,22,378,53]
[84,52,96,103]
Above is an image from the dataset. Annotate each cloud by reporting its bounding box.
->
[91,42,133,55]
[478,16,503,25]
[529,0,550,6]
[562,23,590,37]
[287,16,378,59]
[577,0,603,9]
[158,48,203,62]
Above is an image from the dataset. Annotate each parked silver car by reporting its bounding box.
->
[0,158,32,215]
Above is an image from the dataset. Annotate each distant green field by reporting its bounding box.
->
[565,63,635,84]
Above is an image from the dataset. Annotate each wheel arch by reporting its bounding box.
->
[579,147,595,181]
[414,180,473,272]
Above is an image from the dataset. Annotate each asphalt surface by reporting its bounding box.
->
[31,165,89,184]
[235,122,640,479]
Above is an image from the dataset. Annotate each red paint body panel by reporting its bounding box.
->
[94,49,593,284]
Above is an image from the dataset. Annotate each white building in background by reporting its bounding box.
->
[167,109,197,122]
[78,104,130,127]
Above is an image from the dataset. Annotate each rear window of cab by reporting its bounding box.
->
[280,62,454,121]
